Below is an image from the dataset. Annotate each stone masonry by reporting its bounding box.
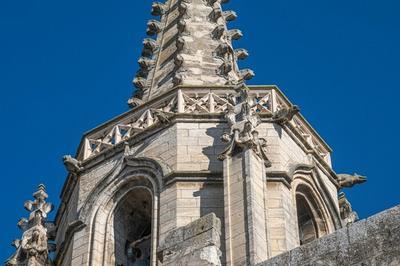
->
[6,1,398,265]
[258,205,400,266]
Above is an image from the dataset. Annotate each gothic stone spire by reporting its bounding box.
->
[5,184,55,266]
[128,0,255,107]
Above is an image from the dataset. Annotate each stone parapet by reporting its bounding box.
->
[258,205,400,266]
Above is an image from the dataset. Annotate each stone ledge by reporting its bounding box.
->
[258,205,400,266]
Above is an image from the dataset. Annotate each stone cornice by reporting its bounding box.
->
[164,171,223,186]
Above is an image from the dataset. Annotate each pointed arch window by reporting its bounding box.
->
[114,188,153,266]
[295,185,328,245]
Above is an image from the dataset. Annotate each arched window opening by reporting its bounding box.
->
[295,185,328,245]
[296,194,318,245]
[114,188,152,266]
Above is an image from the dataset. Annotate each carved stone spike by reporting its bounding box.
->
[228,29,243,40]
[142,38,158,57]
[177,19,186,33]
[133,77,147,89]
[147,19,162,36]
[219,61,232,75]
[174,54,184,68]
[138,57,155,70]
[337,173,367,188]
[223,10,237,21]
[240,69,255,80]
[215,43,230,57]
[178,2,187,15]
[212,25,225,39]
[235,48,249,60]
[176,37,185,51]
[151,2,165,16]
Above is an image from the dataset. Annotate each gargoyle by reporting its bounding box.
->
[63,155,82,175]
[269,105,300,125]
[337,173,367,188]
[142,38,158,57]
[151,109,172,124]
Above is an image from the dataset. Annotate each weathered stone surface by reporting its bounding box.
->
[158,213,222,266]
[258,205,400,266]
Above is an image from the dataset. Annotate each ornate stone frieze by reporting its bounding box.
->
[81,86,331,163]
[6,185,55,266]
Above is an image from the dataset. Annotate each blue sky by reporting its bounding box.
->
[1,0,399,259]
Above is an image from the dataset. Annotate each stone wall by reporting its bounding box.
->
[258,205,400,266]
[266,182,298,257]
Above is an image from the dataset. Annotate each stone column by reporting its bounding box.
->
[224,148,269,265]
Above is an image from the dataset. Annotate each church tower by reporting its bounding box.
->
[7,1,368,265]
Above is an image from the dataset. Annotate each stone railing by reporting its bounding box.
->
[78,86,331,163]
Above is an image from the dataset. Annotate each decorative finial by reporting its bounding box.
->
[5,184,55,266]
